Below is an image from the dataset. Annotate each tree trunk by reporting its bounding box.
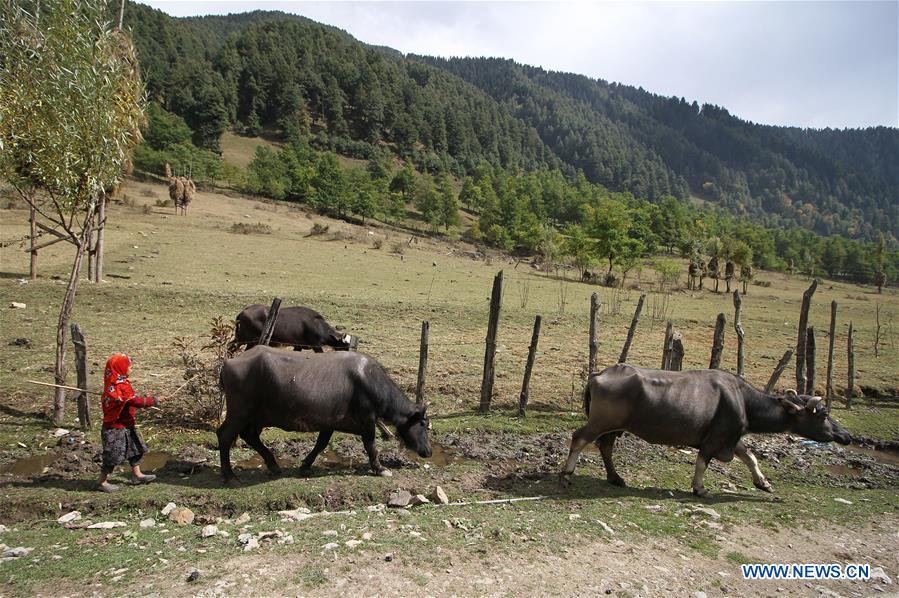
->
[71,323,91,429]
[94,193,106,283]
[518,315,542,417]
[765,349,794,393]
[709,313,726,369]
[118,0,125,29]
[415,321,429,405]
[479,270,503,413]
[618,293,645,364]
[52,209,95,424]
[29,205,37,280]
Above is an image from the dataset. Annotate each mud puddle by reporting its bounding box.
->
[0,454,57,476]
[845,444,899,466]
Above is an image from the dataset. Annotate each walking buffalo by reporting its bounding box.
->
[218,346,432,482]
[561,364,852,496]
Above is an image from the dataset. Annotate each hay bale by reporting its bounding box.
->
[164,163,172,179]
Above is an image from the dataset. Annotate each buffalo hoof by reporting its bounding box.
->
[607,475,627,487]
[222,476,242,487]
[298,466,313,477]
[692,487,710,498]
[377,468,393,478]
[558,473,573,487]
[755,481,774,493]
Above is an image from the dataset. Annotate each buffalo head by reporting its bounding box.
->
[397,405,432,458]
[780,390,852,445]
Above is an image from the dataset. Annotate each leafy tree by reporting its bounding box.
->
[246,146,289,199]
[310,152,347,216]
[563,224,596,278]
[436,173,460,231]
[1,0,144,423]
[143,102,193,150]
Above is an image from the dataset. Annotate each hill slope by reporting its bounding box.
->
[123,3,898,241]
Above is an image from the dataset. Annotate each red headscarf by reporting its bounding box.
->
[101,354,135,428]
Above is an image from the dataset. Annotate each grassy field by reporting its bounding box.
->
[219,132,282,169]
[0,180,897,595]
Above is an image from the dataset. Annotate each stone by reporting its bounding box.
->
[88,521,126,529]
[243,538,259,552]
[870,567,892,585]
[433,486,450,505]
[362,532,373,541]
[1,547,32,558]
[322,530,338,537]
[9,302,26,309]
[201,525,218,538]
[278,508,313,522]
[410,494,430,506]
[694,592,707,598]
[387,490,413,508]
[139,519,156,528]
[345,540,363,548]
[57,511,81,524]
[52,428,70,438]
[0,525,7,533]
[833,498,853,505]
[186,570,201,583]
[595,520,615,535]
[323,542,339,551]
[161,502,177,516]
[168,507,195,525]
[690,507,721,520]
[233,512,250,525]
[237,533,254,545]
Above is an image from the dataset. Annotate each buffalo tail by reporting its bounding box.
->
[582,384,591,417]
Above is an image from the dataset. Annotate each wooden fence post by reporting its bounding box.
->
[670,332,684,371]
[257,298,283,346]
[709,313,726,369]
[479,271,503,413]
[589,293,599,373]
[805,327,816,395]
[847,322,854,409]
[29,206,38,280]
[518,315,542,417]
[733,291,745,378]
[765,349,794,393]
[618,293,646,364]
[661,321,673,370]
[826,301,837,410]
[795,279,818,393]
[70,324,90,430]
[416,321,429,405]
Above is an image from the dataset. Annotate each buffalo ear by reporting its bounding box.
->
[779,397,802,414]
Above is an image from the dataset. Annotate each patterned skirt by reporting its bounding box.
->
[101,427,148,472]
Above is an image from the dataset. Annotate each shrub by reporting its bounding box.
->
[390,241,405,255]
[171,317,232,427]
[307,222,329,236]
[372,238,383,250]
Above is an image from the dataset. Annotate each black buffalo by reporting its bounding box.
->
[218,346,432,482]
[229,304,356,354]
[561,364,852,496]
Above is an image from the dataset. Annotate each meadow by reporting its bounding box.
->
[0,180,896,596]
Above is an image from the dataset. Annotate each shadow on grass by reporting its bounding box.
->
[484,470,775,505]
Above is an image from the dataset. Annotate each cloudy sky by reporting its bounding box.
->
[144,1,898,129]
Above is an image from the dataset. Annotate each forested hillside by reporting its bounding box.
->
[419,57,899,240]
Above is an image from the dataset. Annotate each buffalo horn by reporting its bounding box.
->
[785,389,798,397]
[805,396,823,412]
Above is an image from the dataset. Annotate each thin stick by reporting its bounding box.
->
[432,495,551,507]
[27,379,99,394]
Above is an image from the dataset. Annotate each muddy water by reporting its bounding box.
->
[0,454,57,476]
[844,444,899,467]
[141,451,173,472]
[825,464,864,478]
[409,442,466,467]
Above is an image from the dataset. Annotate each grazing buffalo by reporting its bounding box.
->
[229,304,356,354]
[561,364,852,496]
[218,346,432,482]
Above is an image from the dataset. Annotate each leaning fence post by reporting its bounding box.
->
[847,322,855,409]
[709,313,726,369]
[795,279,818,393]
[805,327,816,395]
[416,321,429,405]
[618,293,646,364]
[661,321,673,370]
[70,323,91,430]
[588,293,599,373]
[765,349,794,393]
[258,297,283,346]
[670,332,684,371]
[518,315,542,417]
[733,291,745,378]
[826,301,837,410]
[479,270,504,413]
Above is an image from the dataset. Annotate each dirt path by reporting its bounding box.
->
[121,516,897,597]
